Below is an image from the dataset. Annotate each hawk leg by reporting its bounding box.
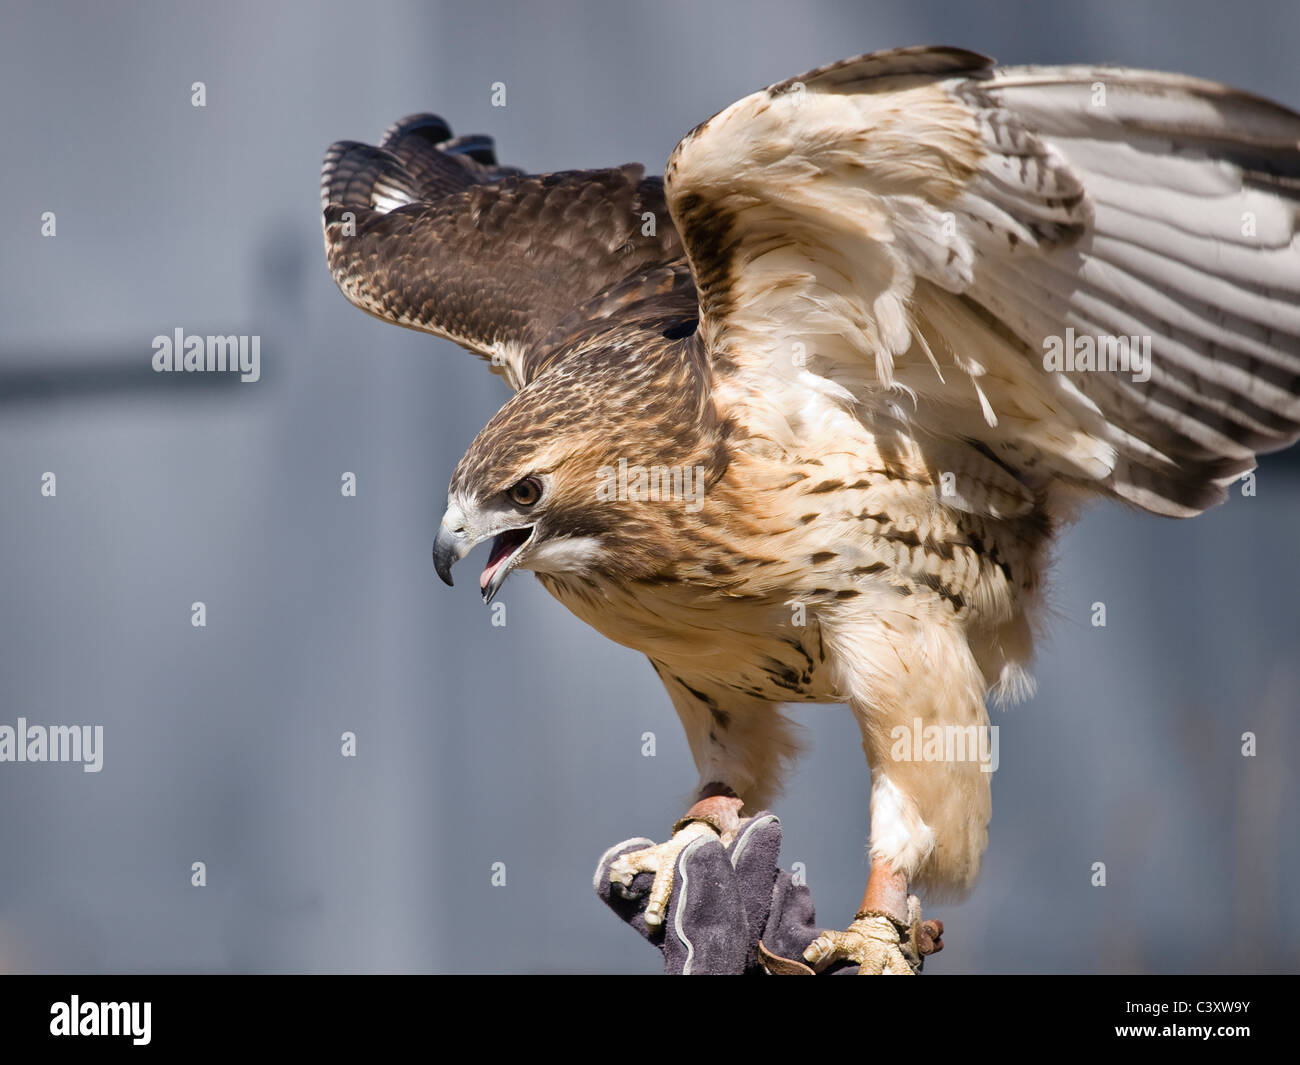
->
[607,785,744,929]
[803,860,944,974]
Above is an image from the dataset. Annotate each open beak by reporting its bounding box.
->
[477,526,534,605]
[432,518,534,605]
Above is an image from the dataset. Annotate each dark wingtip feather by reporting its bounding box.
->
[381,113,454,147]
[320,141,418,212]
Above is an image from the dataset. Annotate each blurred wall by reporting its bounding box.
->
[0,0,1295,973]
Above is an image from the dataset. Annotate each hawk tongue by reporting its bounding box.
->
[480,527,530,590]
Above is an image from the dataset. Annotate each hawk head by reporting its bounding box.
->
[432,341,726,603]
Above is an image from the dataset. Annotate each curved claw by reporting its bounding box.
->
[607,821,717,928]
[803,914,917,975]
[803,896,942,975]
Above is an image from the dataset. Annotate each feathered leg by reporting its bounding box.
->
[811,599,995,972]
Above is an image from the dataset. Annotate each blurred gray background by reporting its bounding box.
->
[0,0,1296,974]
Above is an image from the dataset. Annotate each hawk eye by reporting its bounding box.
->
[508,477,542,507]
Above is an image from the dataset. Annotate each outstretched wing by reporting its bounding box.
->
[322,114,682,388]
[665,46,1300,516]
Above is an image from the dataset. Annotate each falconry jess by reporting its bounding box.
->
[0,718,103,772]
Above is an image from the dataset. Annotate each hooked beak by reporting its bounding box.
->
[432,520,469,588]
[433,510,535,605]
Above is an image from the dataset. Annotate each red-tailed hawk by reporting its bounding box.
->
[321,46,1300,973]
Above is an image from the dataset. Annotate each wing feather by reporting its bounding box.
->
[321,115,681,388]
[665,46,1300,515]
